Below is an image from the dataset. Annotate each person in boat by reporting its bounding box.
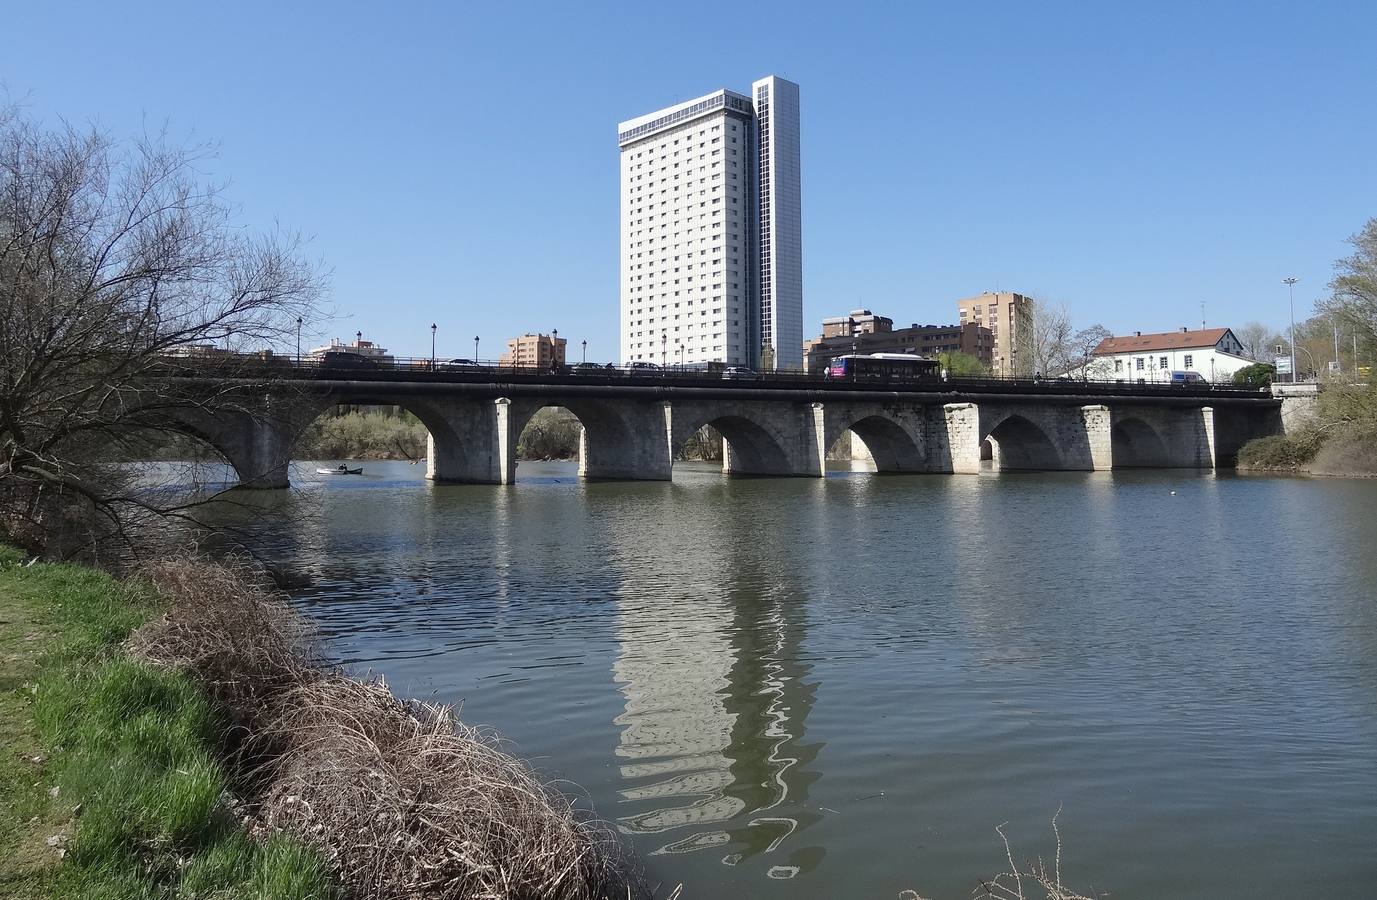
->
[337,464,348,472]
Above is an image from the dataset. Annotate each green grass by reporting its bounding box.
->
[0,547,335,900]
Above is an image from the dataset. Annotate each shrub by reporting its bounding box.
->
[1233,362,1276,386]
[1236,431,1324,470]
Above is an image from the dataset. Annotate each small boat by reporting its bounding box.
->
[316,466,364,476]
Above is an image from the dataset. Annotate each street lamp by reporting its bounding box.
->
[1283,277,1298,384]
[356,330,362,347]
[678,342,684,369]
[295,316,302,364]
[552,329,559,371]
[474,336,480,363]
[661,333,667,367]
[581,339,587,364]
[430,323,437,369]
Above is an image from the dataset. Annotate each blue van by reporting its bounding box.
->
[1168,370,1206,385]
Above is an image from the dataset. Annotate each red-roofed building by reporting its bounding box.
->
[1086,327,1252,382]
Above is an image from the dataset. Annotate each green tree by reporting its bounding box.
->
[937,351,988,376]
[1232,362,1276,386]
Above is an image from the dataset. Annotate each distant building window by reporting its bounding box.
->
[1135,358,1144,371]
[1114,359,1123,372]
[1184,354,1193,367]
[1159,356,1168,368]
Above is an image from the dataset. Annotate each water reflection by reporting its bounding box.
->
[608,480,822,877]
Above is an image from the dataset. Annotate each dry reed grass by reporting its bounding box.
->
[902,809,1102,900]
[252,675,644,900]
[128,557,649,900]
[130,557,316,735]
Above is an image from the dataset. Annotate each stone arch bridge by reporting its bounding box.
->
[145,372,1281,489]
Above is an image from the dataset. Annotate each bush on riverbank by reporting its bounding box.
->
[298,410,429,461]
[518,408,582,460]
[1237,379,1377,475]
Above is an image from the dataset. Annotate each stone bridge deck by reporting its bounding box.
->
[145,363,1281,488]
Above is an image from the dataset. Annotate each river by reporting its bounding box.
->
[214,459,1377,898]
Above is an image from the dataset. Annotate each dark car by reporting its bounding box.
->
[318,351,380,370]
[570,362,604,375]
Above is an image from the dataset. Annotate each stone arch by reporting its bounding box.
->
[669,401,818,477]
[823,409,926,474]
[983,413,1062,471]
[302,394,480,483]
[148,404,308,489]
[1111,416,1171,468]
[506,397,670,482]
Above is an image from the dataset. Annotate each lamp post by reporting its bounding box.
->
[295,316,302,364]
[581,339,587,364]
[1283,277,1298,384]
[552,329,559,371]
[474,336,480,364]
[678,342,684,370]
[356,330,362,347]
[661,333,667,367]
[430,323,437,369]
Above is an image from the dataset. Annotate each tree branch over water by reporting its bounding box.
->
[0,101,327,557]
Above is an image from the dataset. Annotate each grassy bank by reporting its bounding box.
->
[0,546,332,899]
[1,548,646,900]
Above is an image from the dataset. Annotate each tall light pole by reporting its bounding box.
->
[295,316,302,364]
[661,333,667,367]
[552,329,559,371]
[1283,277,1298,383]
[581,339,587,364]
[356,329,362,347]
[430,323,437,369]
[474,336,480,363]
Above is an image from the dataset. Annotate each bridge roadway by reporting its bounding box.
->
[147,361,1282,488]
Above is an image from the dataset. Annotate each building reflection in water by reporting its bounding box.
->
[606,483,823,878]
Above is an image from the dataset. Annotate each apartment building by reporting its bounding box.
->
[499,332,566,369]
[957,292,1033,377]
[618,76,802,370]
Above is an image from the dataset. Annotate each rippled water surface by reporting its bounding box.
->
[226,460,1377,898]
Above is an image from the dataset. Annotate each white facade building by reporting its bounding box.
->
[1083,327,1253,383]
[617,76,802,370]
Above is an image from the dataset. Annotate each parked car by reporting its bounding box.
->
[441,357,482,369]
[721,366,756,380]
[570,362,603,375]
[625,361,661,373]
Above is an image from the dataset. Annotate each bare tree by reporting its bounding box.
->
[1027,300,1074,376]
[1234,321,1287,361]
[0,105,325,557]
[1066,324,1112,376]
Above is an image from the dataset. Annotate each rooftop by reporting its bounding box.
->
[1093,328,1232,355]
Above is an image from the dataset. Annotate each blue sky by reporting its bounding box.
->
[5,1,1375,360]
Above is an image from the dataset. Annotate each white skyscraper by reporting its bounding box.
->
[617,76,802,370]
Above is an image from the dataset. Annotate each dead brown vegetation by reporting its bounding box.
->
[128,556,648,900]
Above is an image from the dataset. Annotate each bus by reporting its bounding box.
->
[825,353,941,383]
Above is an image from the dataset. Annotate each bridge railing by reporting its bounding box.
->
[149,352,1273,400]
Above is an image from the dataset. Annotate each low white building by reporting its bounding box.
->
[1083,327,1253,383]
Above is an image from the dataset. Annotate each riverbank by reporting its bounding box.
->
[1237,381,1377,476]
[0,546,335,898]
[0,547,646,900]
